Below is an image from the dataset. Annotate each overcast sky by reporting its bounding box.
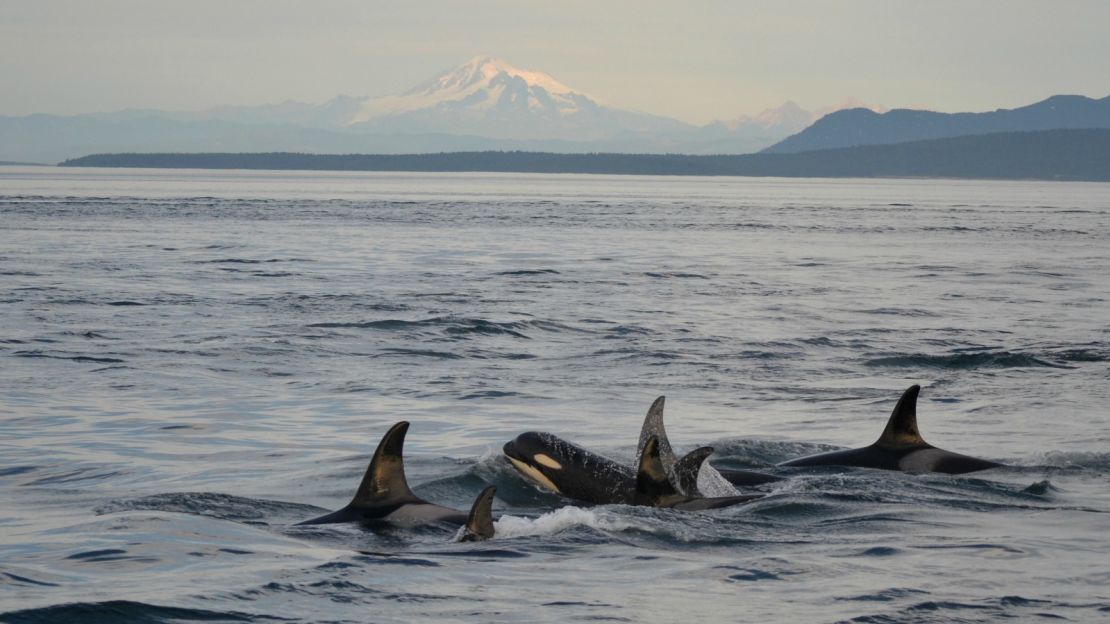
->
[3,0,1109,124]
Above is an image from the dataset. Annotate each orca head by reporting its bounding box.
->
[502,431,641,505]
[502,431,586,496]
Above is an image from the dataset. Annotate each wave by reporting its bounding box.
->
[494,269,560,276]
[458,390,527,400]
[489,506,651,539]
[21,465,123,486]
[858,307,941,317]
[841,595,1110,623]
[0,570,60,588]
[1047,347,1110,363]
[710,439,842,466]
[643,272,710,279]
[865,351,1073,369]
[378,348,463,360]
[13,351,126,364]
[94,492,322,524]
[191,257,310,265]
[0,601,270,623]
[1025,451,1110,471]
[307,316,578,340]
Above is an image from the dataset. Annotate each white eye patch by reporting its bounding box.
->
[533,453,562,469]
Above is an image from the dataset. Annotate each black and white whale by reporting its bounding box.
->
[503,397,771,507]
[299,421,495,540]
[778,385,1003,474]
[503,429,763,509]
[503,429,641,505]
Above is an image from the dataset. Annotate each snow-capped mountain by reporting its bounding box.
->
[352,56,594,122]
[347,56,692,140]
[709,99,886,136]
[711,101,814,134]
[0,55,885,162]
[690,99,886,154]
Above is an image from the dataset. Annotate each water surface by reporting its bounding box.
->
[2,167,1108,622]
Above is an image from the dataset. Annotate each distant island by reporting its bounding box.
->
[60,128,1110,182]
[764,94,1110,153]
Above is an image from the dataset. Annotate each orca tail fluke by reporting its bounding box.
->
[876,384,926,447]
[673,446,714,497]
[350,421,419,508]
[460,486,497,541]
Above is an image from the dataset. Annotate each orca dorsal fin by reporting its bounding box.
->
[460,486,497,542]
[350,421,419,508]
[635,435,686,507]
[673,446,714,497]
[876,385,926,447]
[637,396,678,478]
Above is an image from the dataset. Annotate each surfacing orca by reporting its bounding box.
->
[637,396,782,493]
[299,421,496,539]
[778,385,1003,474]
[503,430,637,505]
[502,397,769,510]
[503,431,762,511]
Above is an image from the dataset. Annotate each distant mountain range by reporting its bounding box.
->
[0,57,874,163]
[62,128,1110,182]
[764,94,1110,153]
[6,56,1109,168]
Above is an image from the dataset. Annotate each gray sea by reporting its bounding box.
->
[1,166,1108,623]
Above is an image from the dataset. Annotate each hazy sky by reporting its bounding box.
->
[3,0,1109,124]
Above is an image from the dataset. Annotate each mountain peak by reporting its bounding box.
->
[349,56,595,126]
[713,98,882,135]
[403,56,580,99]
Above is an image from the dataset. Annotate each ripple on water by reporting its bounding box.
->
[13,351,127,364]
[0,601,274,623]
[94,492,323,523]
[864,351,1073,370]
[877,596,1098,622]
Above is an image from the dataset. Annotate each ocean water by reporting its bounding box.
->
[1,166,1108,623]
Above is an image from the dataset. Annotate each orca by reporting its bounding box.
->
[637,396,782,493]
[778,385,1003,474]
[503,431,763,510]
[299,421,497,538]
[502,397,770,508]
[502,430,637,505]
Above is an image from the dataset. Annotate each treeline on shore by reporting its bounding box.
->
[59,128,1110,181]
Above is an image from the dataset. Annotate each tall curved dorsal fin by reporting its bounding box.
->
[460,486,497,542]
[350,421,419,508]
[673,446,714,497]
[635,436,686,508]
[637,396,678,478]
[875,385,926,447]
